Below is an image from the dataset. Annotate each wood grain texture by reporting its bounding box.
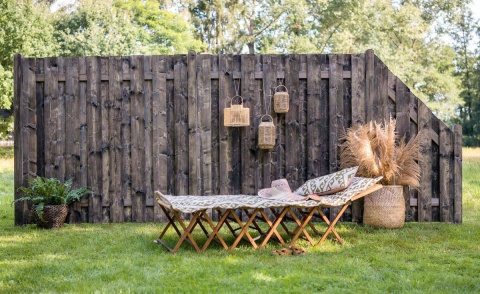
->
[187,51,199,195]
[439,122,453,222]
[13,54,23,225]
[453,124,462,223]
[365,50,375,122]
[174,55,189,196]
[418,100,432,222]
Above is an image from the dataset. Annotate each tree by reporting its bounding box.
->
[114,0,205,54]
[54,0,143,56]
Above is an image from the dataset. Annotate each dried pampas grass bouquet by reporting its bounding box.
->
[339,117,421,187]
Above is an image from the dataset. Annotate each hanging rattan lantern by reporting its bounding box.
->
[224,96,250,127]
[273,85,289,113]
[258,115,276,149]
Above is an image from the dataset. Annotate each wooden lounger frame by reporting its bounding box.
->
[154,184,382,254]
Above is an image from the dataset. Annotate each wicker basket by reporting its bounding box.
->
[273,85,289,113]
[224,96,250,127]
[363,185,405,229]
[31,204,69,229]
[258,115,276,149]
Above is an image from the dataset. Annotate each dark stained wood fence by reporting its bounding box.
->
[13,50,462,224]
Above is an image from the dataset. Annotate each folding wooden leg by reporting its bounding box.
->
[259,207,289,248]
[199,210,229,252]
[315,204,349,246]
[288,207,317,247]
[229,208,260,250]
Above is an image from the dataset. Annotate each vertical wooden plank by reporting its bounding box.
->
[329,54,343,220]
[453,124,462,223]
[121,57,132,221]
[143,55,154,222]
[65,57,82,223]
[199,54,212,195]
[232,55,242,195]
[218,54,234,195]
[99,57,110,222]
[285,54,301,189]
[439,122,453,222]
[109,56,123,223]
[152,56,167,221]
[210,55,220,197]
[351,54,365,125]
[241,54,256,195]
[270,55,283,181]
[306,55,322,180]
[254,55,263,192]
[86,57,102,223]
[165,57,175,196]
[44,57,58,179]
[35,59,45,178]
[187,51,200,195]
[395,79,409,140]
[387,69,396,116]
[374,55,387,121]
[130,55,145,222]
[78,58,88,222]
[13,54,23,225]
[261,55,273,189]
[350,53,365,222]
[365,49,375,122]
[174,55,189,196]
[56,58,66,182]
[407,92,419,221]
[418,100,432,222]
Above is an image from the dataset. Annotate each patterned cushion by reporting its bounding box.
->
[307,176,383,206]
[293,166,359,196]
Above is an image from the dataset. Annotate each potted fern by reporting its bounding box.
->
[13,177,91,229]
[340,117,421,228]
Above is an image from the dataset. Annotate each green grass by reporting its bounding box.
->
[1,152,480,293]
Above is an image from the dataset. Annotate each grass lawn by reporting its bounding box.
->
[1,150,480,293]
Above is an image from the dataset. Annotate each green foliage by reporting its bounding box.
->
[0,147,13,159]
[115,0,205,54]
[13,177,91,219]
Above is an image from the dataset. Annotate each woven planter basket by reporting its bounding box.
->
[31,204,69,229]
[363,185,405,229]
[258,115,276,149]
[224,96,250,127]
[273,85,289,113]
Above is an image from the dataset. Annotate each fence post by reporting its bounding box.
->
[453,124,462,223]
[13,54,23,225]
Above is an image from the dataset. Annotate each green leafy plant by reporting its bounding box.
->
[13,177,91,219]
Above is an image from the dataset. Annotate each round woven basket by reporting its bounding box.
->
[31,204,69,229]
[363,185,405,229]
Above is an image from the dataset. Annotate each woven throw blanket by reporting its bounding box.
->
[155,177,382,213]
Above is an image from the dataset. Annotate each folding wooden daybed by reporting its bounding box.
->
[154,177,382,254]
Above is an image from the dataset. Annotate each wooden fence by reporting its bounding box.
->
[13,50,462,225]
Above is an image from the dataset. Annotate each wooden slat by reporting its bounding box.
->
[13,54,23,225]
[261,55,273,189]
[395,79,409,139]
[79,58,88,222]
[240,54,256,195]
[86,57,103,223]
[418,100,432,222]
[306,55,322,179]
[218,55,234,195]
[329,54,343,220]
[100,57,110,223]
[231,55,242,195]
[35,59,45,178]
[199,54,212,195]
[56,58,66,182]
[439,122,453,222]
[121,57,132,221]
[365,50,375,122]
[285,55,301,189]
[270,55,282,182]
[151,56,167,221]
[44,57,58,178]
[374,56,388,121]
[187,51,200,195]
[453,124,462,223]
[174,55,189,196]
[143,56,154,222]
[210,55,220,198]
[109,56,123,223]
[130,56,146,222]
[351,54,366,125]
[65,57,82,223]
